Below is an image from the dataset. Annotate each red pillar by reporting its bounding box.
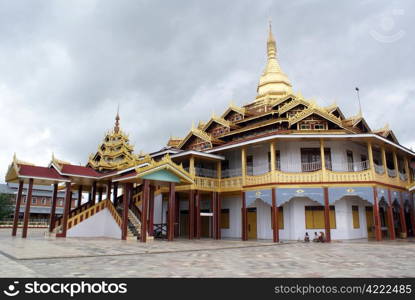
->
[106,181,111,201]
[58,182,71,238]
[12,180,24,236]
[167,182,176,241]
[410,192,415,237]
[399,192,408,238]
[387,189,396,240]
[373,187,382,241]
[148,185,155,237]
[212,191,217,239]
[113,182,118,206]
[141,180,149,242]
[188,190,194,239]
[121,183,130,240]
[323,187,331,242]
[272,187,279,243]
[195,190,201,239]
[91,182,97,204]
[49,183,58,233]
[22,178,34,238]
[241,191,247,241]
[174,192,180,237]
[77,185,83,208]
[217,192,221,240]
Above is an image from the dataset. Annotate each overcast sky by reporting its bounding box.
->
[0,0,414,182]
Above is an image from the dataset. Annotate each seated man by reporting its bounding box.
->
[304,232,310,242]
[312,232,319,242]
[318,231,326,243]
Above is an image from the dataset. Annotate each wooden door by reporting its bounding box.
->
[180,212,189,237]
[247,209,257,239]
[365,207,375,239]
[201,216,210,237]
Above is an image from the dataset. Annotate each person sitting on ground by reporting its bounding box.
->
[312,232,319,242]
[318,231,326,243]
[304,232,310,242]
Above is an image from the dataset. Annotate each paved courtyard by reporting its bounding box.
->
[0,229,414,277]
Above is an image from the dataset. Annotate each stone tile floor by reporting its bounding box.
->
[1,229,414,277]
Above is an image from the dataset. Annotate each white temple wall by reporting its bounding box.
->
[67,208,121,239]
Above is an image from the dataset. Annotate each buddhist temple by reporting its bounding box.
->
[4,24,415,243]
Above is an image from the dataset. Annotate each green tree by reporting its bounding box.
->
[0,193,13,220]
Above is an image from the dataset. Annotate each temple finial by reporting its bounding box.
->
[114,105,120,133]
[267,20,276,59]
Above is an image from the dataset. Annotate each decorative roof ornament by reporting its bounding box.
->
[114,105,120,134]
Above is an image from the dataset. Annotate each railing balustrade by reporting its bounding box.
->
[387,168,397,178]
[399,172,407,181]
[374,163,384,174]
[195,167,217,178]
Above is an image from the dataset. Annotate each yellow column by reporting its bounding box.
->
[393,151,399,182]
[381,146,387,175]
[189,156,195,177]
[241,147,247,185]
[404,157,410,183]
[270,141,276,172]
[320,139,327,181]
[217,161,221,180]
[367,141,375,179]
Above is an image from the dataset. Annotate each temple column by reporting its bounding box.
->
[69,192,73,211]
[270,141,276,172]
[167,182,176,241]
[271,187,279,243]
[113,182,119,206]
[211,192,215,238]
[189,156,195,177]
[217,161,221,180]
[106,181,111,201]
[121,183,130,240]
[195,190,201,239]
[22,178,34,238]
[77,185,83,208]
[88,191,91,203]
[241,147,247,185]
[12,180,24,236]
[241,191,247,241]
[174,193,180,237]
[399,192,407,238]
[381,147,387,176]
[320,139,327,181]
[141,180,149,242]
[188,190,195,239]
[48,183,58,233]
[410,192,415,237]
[98,187,103,202]
[91,182,97,204]
[393,151,399,183]
[58,182,71,238]
[323,187,331,242]
[404,157,411,184]
[373,187,382,241]
[387,189,396,240]
[148,185,155,237]
[217,192,221,240]
[367,141,375,173]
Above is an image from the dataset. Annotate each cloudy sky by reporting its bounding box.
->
[0,0,414,181]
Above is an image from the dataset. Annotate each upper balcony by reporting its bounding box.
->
[172,138,414,192]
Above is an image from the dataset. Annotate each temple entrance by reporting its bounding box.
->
[201,209,211,238]
[365,207,375,239]
[392,200,401,236]
[247,208,257,239]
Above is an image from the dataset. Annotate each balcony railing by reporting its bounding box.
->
[399,172,407,181]
[387,168,397,178]
[221,168,242,178]
[374,163,384,174]
[195,167,217,178]
[330,160,370,172]
[301,161,322,172]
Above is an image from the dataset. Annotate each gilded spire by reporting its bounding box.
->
[114,105,120,133]
[256,21,292,100]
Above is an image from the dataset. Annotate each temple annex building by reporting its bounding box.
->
[5,25,415,243]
